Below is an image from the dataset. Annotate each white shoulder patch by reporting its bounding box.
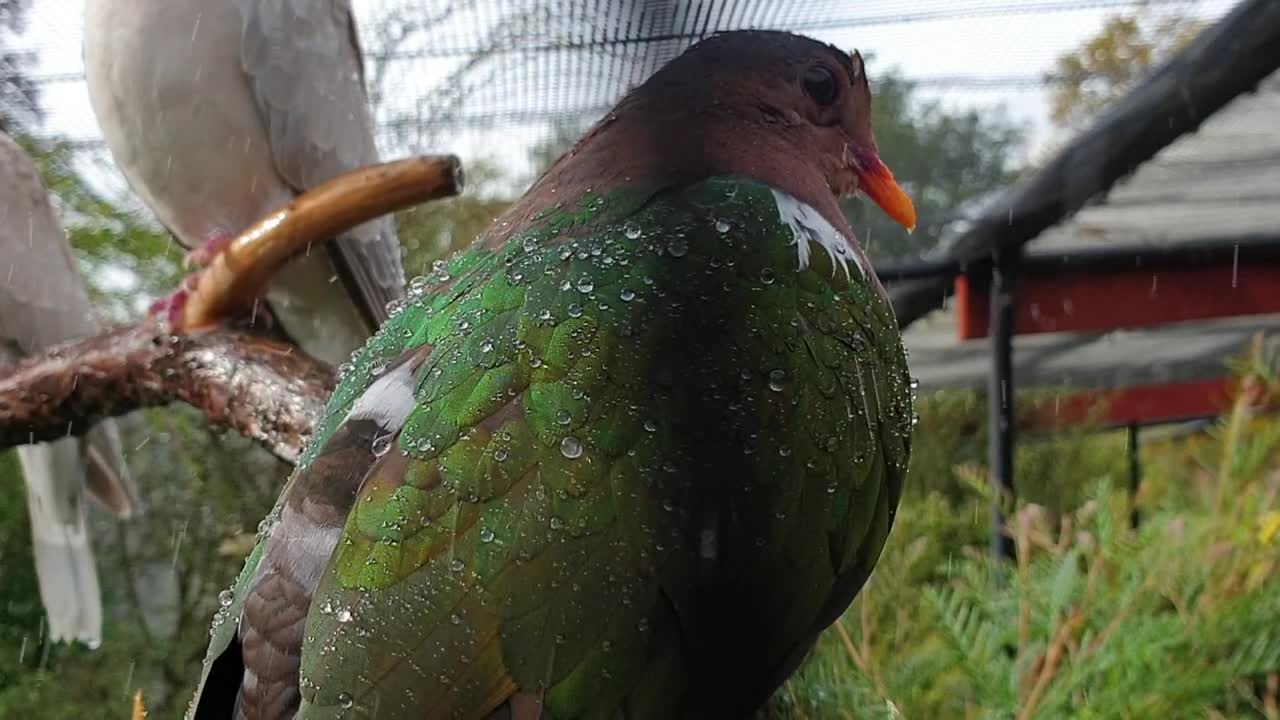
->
[770,189,865,280]
[343,358,418,432]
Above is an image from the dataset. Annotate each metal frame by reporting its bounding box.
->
[873,233,1280,286]
[987,247,1019,561]
[877,236,1280,561]
[1128,424,1142,529]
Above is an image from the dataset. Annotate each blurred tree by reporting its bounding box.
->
[363,1,461,113]
[397,159,514,276]
[0,0,39,134]
[30,140,184,320]
[526,118,593,177]
[0,108,280,720]
[0,408,286,718]
[1048,11,1206,130]
[3,0,173,317]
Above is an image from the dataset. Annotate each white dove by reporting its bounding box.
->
[83,0,405,366]
[0,131,142,647]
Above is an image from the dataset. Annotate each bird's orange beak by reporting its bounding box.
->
[856,152,916,232]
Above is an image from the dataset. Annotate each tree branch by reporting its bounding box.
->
[0,324,333,464]
[182,155,463,330]
[0,154,465,463]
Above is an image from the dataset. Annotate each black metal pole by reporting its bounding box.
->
[989,248,1019,563]
[1128,423,1142,528]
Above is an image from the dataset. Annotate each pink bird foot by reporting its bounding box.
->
[147,273,200,328]
[183,233,235,270]
[148,263,284,337]
[148,233,234,329]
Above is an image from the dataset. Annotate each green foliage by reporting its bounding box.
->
[398,159,513,277]
[0,449,45,694]
[34,141,182,320]
[4,135,182,321]
[0,409,285,719]
[767,345,1280,719]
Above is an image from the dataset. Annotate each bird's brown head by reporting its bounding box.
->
[657,31,917,231]
[497,31,915,245]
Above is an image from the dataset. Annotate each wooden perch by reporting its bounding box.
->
[0,154,465,462]
[182,154,464,330]
[0,324,333,464]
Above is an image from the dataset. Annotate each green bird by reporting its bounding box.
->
[191,30,917,720]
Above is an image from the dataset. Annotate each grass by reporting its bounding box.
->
[767,336,1280,719]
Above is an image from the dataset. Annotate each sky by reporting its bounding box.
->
[15,0,1239,200]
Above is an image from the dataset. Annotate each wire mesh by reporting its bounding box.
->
[6,0,1241,184]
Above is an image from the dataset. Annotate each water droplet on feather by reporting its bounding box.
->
[768,369,788,392]
[560,436,583,459]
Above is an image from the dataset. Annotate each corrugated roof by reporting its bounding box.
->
[1027,69,1280,254]
[904,68,1280,397]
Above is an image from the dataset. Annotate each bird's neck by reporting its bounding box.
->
[482,96,854,250]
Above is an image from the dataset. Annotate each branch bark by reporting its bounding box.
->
[0,324,333,464]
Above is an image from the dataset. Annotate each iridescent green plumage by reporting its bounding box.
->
[193,176,911,719]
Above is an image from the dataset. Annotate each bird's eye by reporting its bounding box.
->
[802,65,839,106]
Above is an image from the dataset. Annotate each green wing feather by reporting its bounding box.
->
[197,177,911,719]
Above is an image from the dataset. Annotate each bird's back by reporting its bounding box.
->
[193,177,910,719]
